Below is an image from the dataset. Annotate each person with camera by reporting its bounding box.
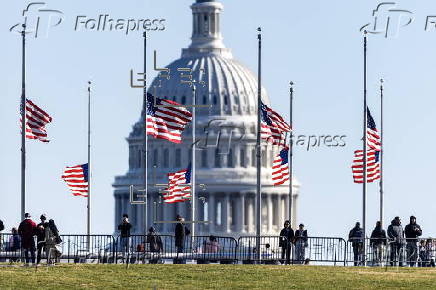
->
[118,214,132,261]
[405,215,422,267]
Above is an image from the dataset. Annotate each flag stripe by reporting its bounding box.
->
[147,94,192,144]
[21,99,52,142]
[62,164,89,197]
[163,166,192,203]
[272,147,290,186]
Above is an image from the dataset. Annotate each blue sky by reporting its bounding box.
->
[1,0,436,237]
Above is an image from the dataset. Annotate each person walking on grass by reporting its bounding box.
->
[18,213,37,266]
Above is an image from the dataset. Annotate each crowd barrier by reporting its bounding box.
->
[0,234,115,264]
[346,238,436,267]
[1,233,435,267]
[113,235,237,264]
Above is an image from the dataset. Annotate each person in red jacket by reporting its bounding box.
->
[18,213,37,266]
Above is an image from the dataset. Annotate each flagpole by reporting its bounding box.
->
[289,81,294,228]
[191,83,197,238]
[20,24,27,221]
[256,27,262,262]
[142,31,148,236]
[379,78,384,227]
[87,81,91,238]
[363,31,368,264]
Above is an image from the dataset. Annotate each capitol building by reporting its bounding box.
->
[113,0,300,237]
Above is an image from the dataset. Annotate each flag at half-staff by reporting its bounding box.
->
[272,147,290,186]
[352,150,380,183]
[163,164,192,204]
[146,93,192,144]
[366,108,380,151]
[61,164,89,197]
[20,99,53,142]
[260,102,291,147]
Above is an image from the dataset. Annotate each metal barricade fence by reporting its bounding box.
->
[3,233,435,266]
[115,234,175,264]
[384,238,436,267]
[237,236,287,264]
[59,235,115,263]
[117,235,238,264]
[306,237,347,266]
[346,238,387,266]
[0,233,22,262]
[345,237,436,267]
[0,234,115,264]
[191,236,238,263]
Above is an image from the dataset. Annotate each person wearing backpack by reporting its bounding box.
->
[147,227,163,264]
[45,219,62,264]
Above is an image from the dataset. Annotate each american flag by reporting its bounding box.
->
[351,150,380,183]
[260,102,291,147]
[146,93,192,144]
[21,99,53,142]
[272,147,290,186]
[163,164,192,204]
[367,108,381,151]
[61,164,89,197]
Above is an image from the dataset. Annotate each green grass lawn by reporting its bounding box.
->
[0,264,435,289]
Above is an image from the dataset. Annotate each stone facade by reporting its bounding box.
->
[113,0,300,237]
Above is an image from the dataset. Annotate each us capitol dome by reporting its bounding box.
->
[113,0,300,237]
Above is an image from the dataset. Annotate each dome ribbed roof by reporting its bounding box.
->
[147,0,269,117]
[148,54,269,117]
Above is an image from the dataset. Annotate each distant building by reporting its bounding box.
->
[113,0,300,237]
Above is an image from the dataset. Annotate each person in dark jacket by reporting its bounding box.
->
[0,219,4,250]
[404,216,422,267]
[370,221,387,265]
[174,215,190,264]
[387,216,405,266]
[147,227,163,264]
[18,213,37,266]
[279,220,294,265]
[349,222,364,266]
[118,214,132,259]
[294,224,308,264]
[36,214,49,264]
